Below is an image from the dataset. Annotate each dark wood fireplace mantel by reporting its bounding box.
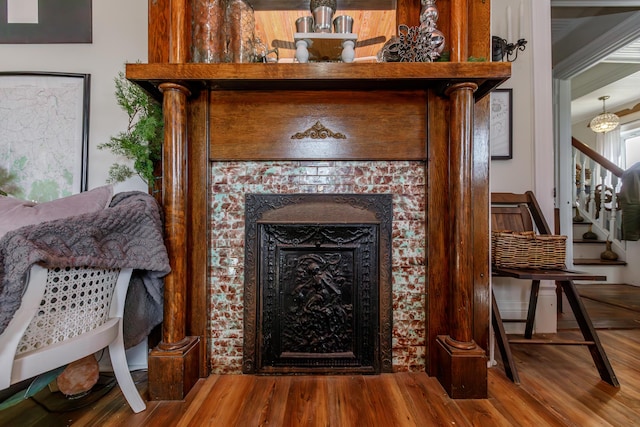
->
[134,0,509,401]
[127,61,510,99]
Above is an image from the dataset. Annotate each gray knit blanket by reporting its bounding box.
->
[0,191,170,348]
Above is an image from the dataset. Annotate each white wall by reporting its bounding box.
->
[490,0,558,334]
[0,0,149,191]
[490,0,535,195]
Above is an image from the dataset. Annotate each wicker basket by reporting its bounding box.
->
[491,231,567,269]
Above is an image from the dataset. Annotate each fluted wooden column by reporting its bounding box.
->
[435,82,487,399]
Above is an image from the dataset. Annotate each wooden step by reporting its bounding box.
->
[573,258,627,266]
[573,239,606,244]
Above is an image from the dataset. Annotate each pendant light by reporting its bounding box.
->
[589,96,620,133]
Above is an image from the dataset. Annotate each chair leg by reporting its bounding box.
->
[491,294,521,384]
[108,323,147,413]
[524,280,540,339]
[556,281,563,313]
[559,280,619,387]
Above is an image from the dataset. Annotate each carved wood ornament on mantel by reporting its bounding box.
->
[291,121,347,140]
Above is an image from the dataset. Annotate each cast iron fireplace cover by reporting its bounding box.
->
[243,194,393,374]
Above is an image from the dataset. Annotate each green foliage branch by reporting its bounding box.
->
[0,167,19,197]
[99,71,163,185]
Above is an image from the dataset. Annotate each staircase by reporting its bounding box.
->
[572,219,626,283]
[572,138,627,284]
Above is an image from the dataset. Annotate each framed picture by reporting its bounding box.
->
[0,0,92,44]
[490,88,513,160]
[0,72,90,202]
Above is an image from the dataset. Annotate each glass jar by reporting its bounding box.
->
[226,0,256,63]
[192,0,226,63]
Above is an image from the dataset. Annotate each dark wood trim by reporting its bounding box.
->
[148,0,169,63]
[126,62,511,100]
[469,0,492,61]
[473,95,491,352]
[449,0,469,62]
[470,0,492,353]
[148,336,201,400]
[426,88,451,376]
[207,90,427,161]
[169,0,190,63]
[187,90,210,378]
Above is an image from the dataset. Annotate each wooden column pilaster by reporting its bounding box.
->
[147,0,201,402]
[148,82,201,401]
[159,82,190,346]
[435,82,487,399]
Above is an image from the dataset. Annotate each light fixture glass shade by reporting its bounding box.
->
[590,95,620,133]
[590,112,620,133]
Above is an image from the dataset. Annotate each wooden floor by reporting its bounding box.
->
[4,289,640,426]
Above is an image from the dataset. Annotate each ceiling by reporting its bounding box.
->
[551,1,640,123]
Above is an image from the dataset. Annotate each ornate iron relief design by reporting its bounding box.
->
[260,224,375,367]
[260,224,378,366]
[280,252,355,355]
[243,193,393,374]
[290,121,347,140]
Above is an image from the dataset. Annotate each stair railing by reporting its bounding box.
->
[572,137,625,247]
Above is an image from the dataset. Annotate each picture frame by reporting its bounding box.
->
[0,72,91,202]
[0,0,92,44]
[490,88,513,160]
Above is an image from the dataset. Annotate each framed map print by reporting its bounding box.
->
[490,88,513,160]
[0,72,90,202]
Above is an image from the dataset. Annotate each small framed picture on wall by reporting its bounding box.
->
[490,88,513,160]
[0,0,92,44]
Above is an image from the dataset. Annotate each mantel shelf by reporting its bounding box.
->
[126,62,511,100]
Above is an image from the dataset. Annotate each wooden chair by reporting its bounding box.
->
[491,191,619,387]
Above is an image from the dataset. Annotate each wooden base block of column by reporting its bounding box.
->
[148,336,201,400]
[435,335,487,399]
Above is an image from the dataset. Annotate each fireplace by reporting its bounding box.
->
[243,193,393,374]
[208,161,427,374]
[132,6,504,393]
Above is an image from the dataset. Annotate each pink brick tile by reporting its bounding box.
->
[208,160,428,370]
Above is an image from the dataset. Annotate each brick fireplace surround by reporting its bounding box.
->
[208,160,427,374]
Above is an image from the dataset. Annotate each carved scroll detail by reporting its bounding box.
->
[291,121,347,140]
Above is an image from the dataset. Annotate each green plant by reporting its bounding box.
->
[99,71,163,185]
[0,166,19,197]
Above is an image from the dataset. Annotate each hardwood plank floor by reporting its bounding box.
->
[4,297,640,426]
